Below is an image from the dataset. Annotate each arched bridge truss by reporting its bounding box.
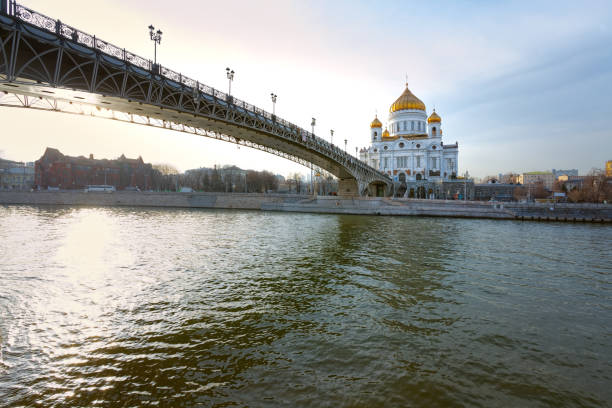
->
[0,1,392,195]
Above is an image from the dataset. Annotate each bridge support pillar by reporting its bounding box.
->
[338,178,359,196]
[338,178,391,197]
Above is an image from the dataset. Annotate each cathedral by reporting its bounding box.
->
[360,84,462,198]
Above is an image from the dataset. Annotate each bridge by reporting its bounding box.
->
[0,1,392,196]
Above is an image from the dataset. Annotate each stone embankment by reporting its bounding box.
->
[0,191,610,222]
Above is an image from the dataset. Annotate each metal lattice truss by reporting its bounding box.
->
[0,2,392,195]
[0,92,332,177]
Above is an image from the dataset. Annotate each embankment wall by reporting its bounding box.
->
[0,191,610,222]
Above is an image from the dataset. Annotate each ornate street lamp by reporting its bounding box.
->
[344,138,347,152]
[148,25,162,65]
[311,117,316,135]
[270,93,277,116]
[330,129,334,145]
[226,67,235,96]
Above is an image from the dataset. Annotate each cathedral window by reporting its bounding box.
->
[416,156,421,168]
[432,157,437,168]
[383,145,388,150]
[411,121,415,131]
[403,121,407,131]
[384,158,389,168]
[399,142,404,148]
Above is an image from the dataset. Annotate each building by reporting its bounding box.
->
[359,84,468,199]
[35,147,153,190]
[519,171,554,190]
[474,183,517,201]
[557,175,586,191]
[0,160,35,190]
[552,168,578,179]
[606,160,612,177]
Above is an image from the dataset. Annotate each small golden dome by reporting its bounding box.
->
[370,116,382,128]
[428,110,441,123]
[382,128,390,138]
[390,84,426,113]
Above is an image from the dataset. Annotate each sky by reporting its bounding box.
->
[1,0,611,178]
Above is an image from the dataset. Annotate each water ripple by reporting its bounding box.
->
[0,206,611,406]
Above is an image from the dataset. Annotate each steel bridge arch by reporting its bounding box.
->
[0,2,392,196]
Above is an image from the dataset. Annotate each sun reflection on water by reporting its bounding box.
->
[54,208,134,278]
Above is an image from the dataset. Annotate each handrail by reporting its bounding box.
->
[5,1,390,180]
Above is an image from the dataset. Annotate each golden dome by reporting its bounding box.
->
[382,128,390,138]
[370,116,382,128]
[390,84,426,113]
[428,110,441,123]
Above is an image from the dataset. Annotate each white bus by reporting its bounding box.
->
[84,185,116,192]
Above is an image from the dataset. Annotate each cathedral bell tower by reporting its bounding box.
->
[370,115,382,142]
[427,110,442,138]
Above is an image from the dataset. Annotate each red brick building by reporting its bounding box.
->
[35,147,153,190]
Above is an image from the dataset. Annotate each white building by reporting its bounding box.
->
[360,84,459,184]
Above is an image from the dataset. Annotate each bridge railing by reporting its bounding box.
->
[4,1,389,181]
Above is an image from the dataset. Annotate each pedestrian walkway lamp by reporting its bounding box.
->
[330,129,334,145]
[464,170,469,201]
[311,117,316,135]
[226,68,235,96]
[148,25,162,65]
[270,93,277,116]
[344,139,347,152]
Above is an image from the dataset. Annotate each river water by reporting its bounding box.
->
[0,205,610,407]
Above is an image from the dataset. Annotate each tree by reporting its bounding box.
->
[153,163,179,175]
[513,185,527,202]
[532,181,549,199]
[287,172,304,194]
[210,166,224,192]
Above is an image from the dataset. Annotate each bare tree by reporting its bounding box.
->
[153,163,179,175]
[513,185,527,202]
[532,181,549,199]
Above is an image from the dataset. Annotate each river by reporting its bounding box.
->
[0,205,610,407]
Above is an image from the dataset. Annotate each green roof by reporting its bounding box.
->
[524,171,553,175]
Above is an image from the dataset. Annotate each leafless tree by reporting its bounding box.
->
[153,163,179,175]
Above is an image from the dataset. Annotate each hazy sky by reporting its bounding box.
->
[1,0,610,177]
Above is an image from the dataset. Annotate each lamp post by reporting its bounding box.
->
[270,93,277,116]
[464,170,469,201]
[330,129,334,145]
[310,117,316,195]
[344,139,347,152]
[226,67,235,96]
[148,25,162,65]
[355,146,358,157]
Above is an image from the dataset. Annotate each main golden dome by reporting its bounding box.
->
[370,116,382,128]
[427,110,441,123]
[390,84,426,113]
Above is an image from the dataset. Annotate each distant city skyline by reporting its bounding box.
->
[1,0,610,178]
